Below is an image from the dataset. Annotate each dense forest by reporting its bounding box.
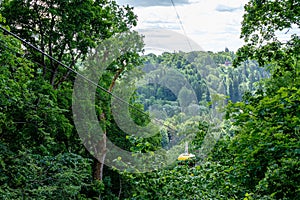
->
[0,0,299,199]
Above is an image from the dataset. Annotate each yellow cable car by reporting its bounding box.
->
[177,142,196,166]
[178,153,195,161]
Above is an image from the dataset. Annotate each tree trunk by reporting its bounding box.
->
[94,131,107,181]
[93,67,125,181]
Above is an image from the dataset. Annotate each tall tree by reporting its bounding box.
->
[1,0,137,88]
[1,0,143,195]
[226,0,300,198]
[234,0,300,70]
[0,15,97,198]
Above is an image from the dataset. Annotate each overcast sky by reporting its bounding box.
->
[116,0,249,53]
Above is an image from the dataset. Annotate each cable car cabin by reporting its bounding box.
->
[177,142,196,166]
[178,153,195,161]
[177,153,196,166]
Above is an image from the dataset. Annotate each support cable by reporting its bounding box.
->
[0,26,177,133]
[170,0,193,52]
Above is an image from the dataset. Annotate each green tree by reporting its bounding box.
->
[234,0,300,70]
[1,0,144,197]
[1,0,137,88]
[0,17,100,198]
[225,0,300,198]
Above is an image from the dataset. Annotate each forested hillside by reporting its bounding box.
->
[139,51,267,109]
[0,0,299,199]
[134,51,268,151]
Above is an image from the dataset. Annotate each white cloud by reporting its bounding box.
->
[117,0,249,52]
[215,4,243,12]
[117,0,192,7]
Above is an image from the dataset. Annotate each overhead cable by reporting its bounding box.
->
[170,0,193,52]
[0,26,177,133]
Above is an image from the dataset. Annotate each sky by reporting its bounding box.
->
[116,0,249,53]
